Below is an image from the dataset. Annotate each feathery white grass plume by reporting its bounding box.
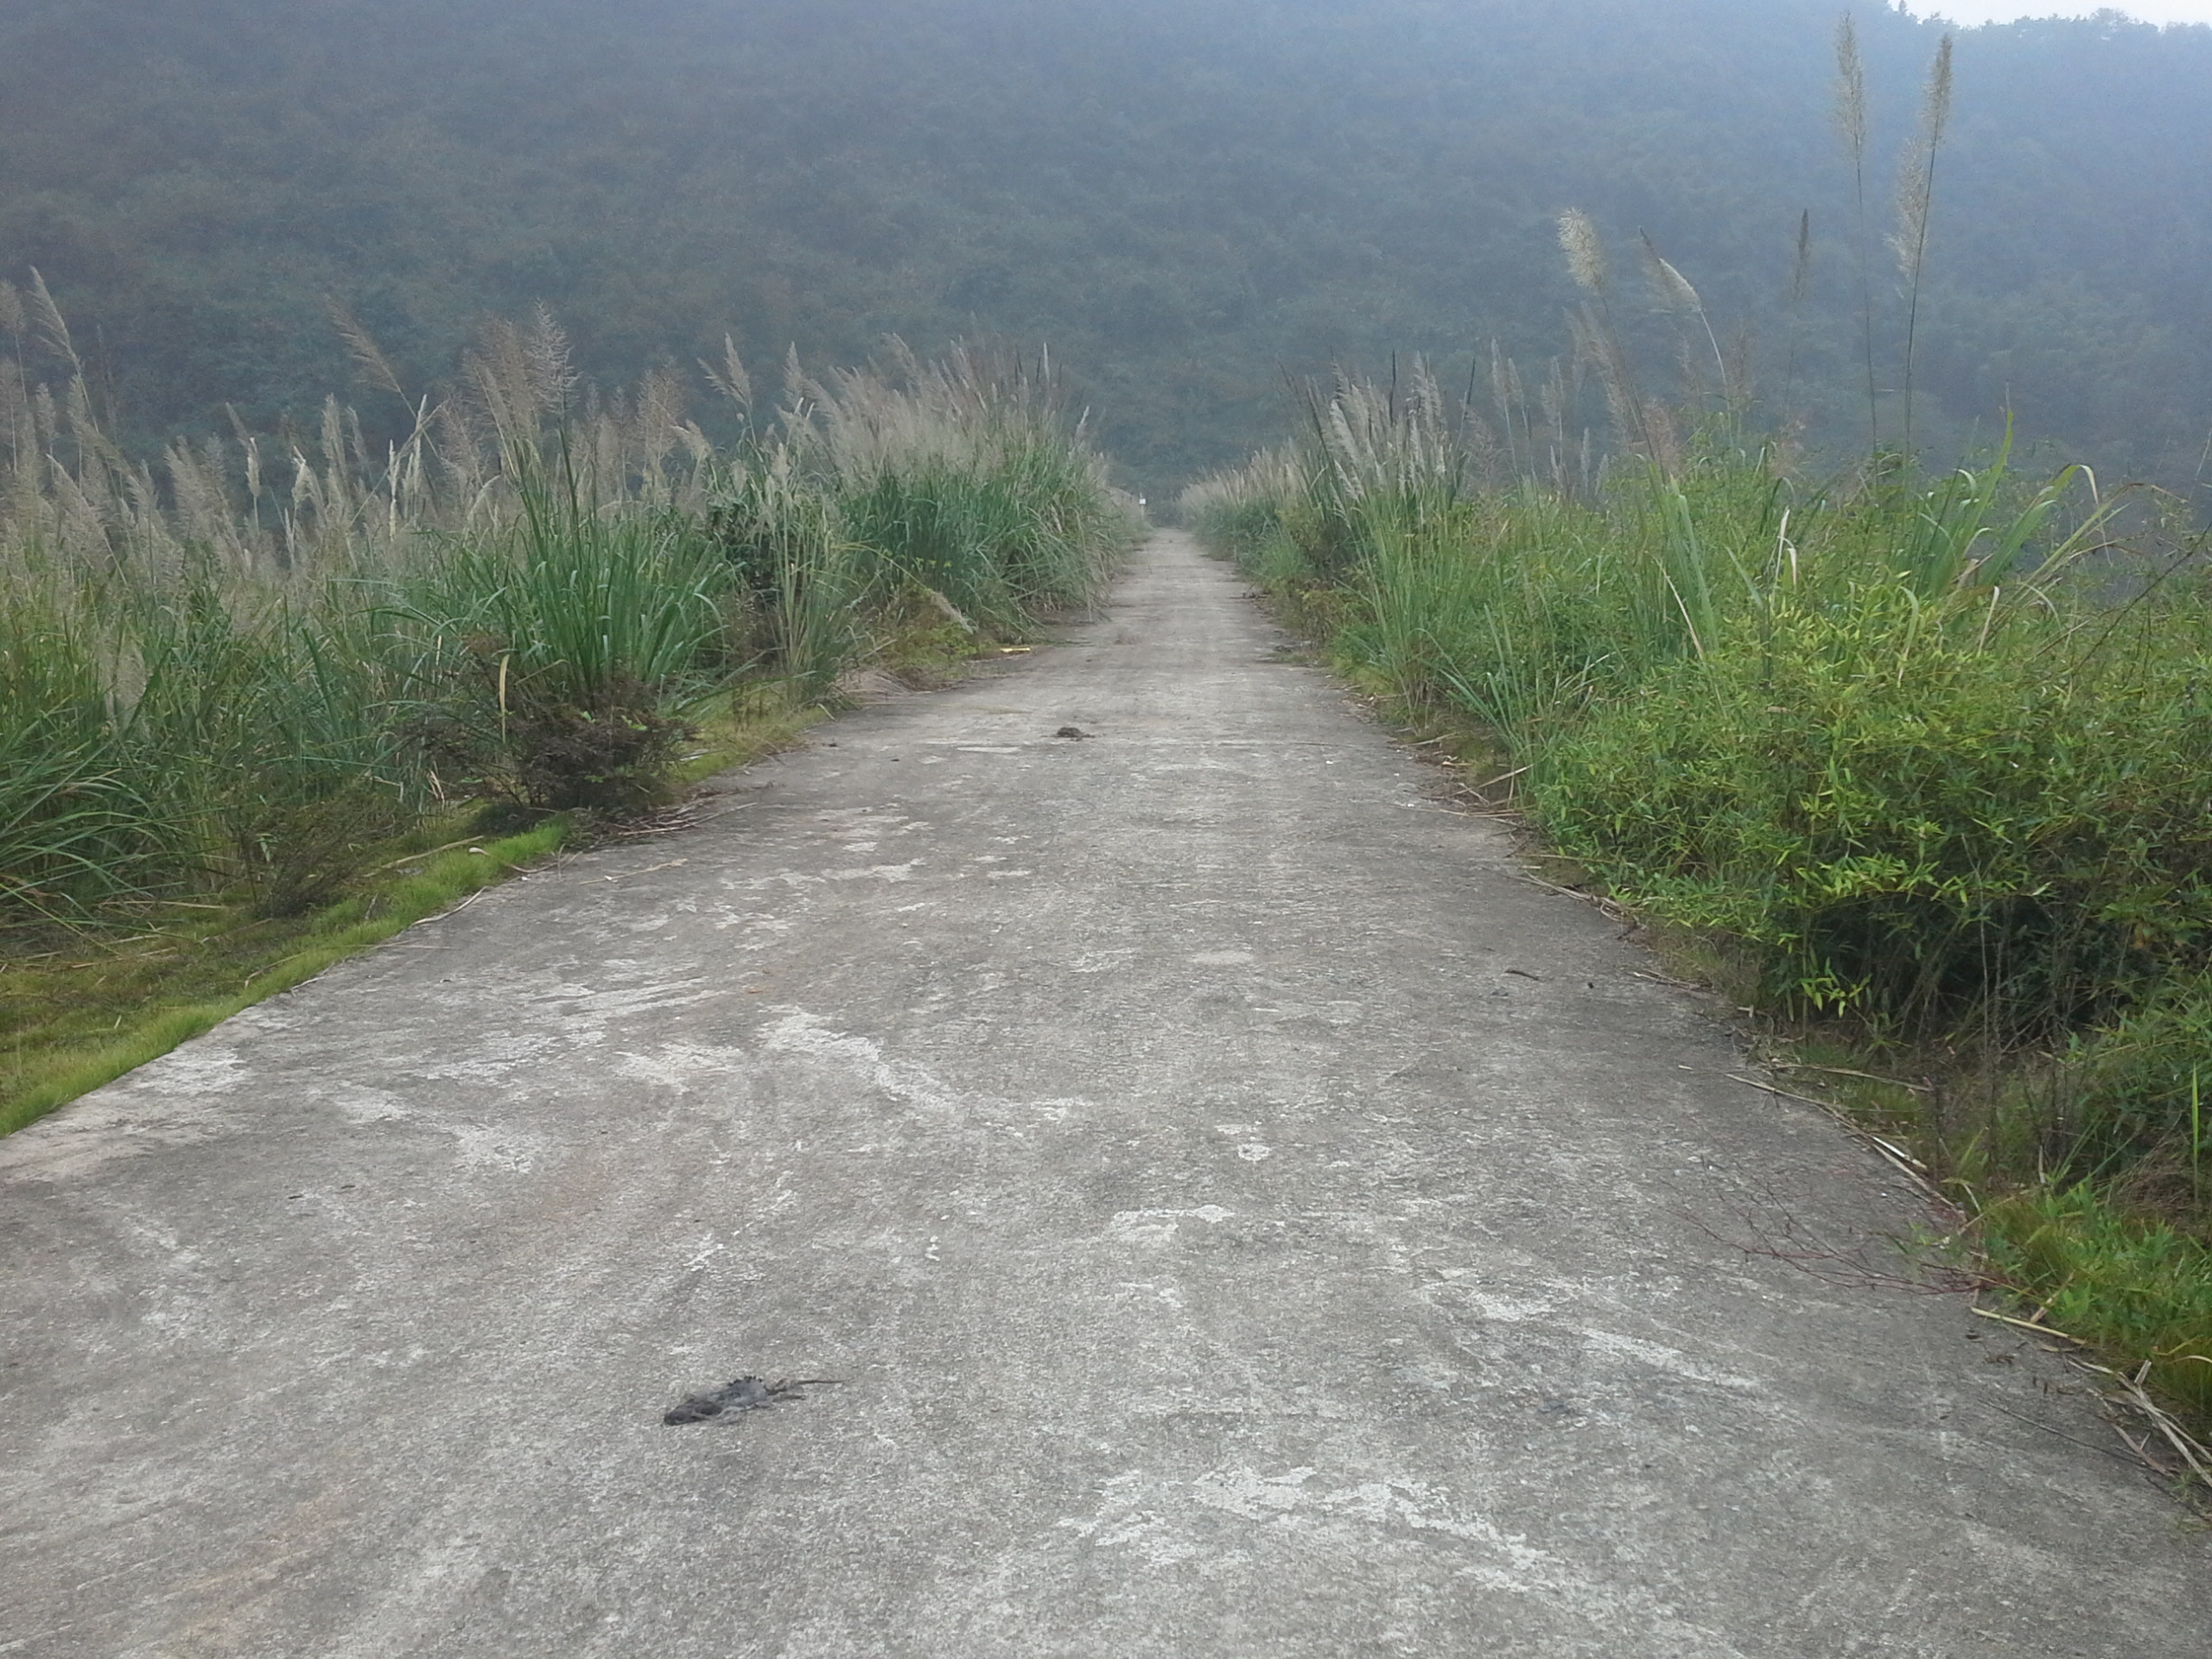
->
[1836,14,1878,445]
[435,399,486,501]
[465,319,531,450]
[524,304,576,416]
[346,403,371,475]
[0,362,29,473]
[1889,35,1954,281]
[318,396,354,524]
[1541,359,1567,445]
[1834,15,1868,162]
[1891,33,1955,453]
[1325,399,1364,498]
[1300,356,1491,507]
[1559,209,1607,293]
[1642,399,1683,478]
[701,334,753,413]
[1409,355,1446,432]
[224,405,264,508]
[0,280,22,338]
[30,381,58,463]
[166,437,245,566]
[328,301,405,399]
[632,364,685,487]
[1888,173,1924,277]
[26,270,81,378]
[1638,232,1702,314]
[780,344,814,420]
[63,373,123,470]
[1639,231,1729,397]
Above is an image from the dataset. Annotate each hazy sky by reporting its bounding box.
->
[1909,1,2212,22]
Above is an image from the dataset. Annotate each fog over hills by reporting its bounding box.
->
[3,0,2208,490]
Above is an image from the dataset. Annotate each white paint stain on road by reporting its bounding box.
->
[1109,1205,1236,1246]
[1058,1465,1751,1656]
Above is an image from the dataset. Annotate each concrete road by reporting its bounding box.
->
[3,534,2203,1657]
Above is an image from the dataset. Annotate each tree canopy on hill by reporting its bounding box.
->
[3,0,2208,490]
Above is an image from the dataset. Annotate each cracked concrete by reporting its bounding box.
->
[2,532,2204,1656]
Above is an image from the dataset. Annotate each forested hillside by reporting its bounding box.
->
[3,0,2209,489]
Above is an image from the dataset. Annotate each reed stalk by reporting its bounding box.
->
[1834,15,1878,449]
[1893,34,1955,457]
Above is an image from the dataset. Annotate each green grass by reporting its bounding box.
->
[0,819,564,1137]
[671,694,827,787]
[394,471,742,814]
[2,315,1132,1140]
[1187,384,2212,1454]
[1979,1185,2212,1431]
[0,605,1026,1140]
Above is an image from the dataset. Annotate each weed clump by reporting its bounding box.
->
[410,645,694,815]
[1535,575,2212,1041]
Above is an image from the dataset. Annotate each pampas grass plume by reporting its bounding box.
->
[1638,232,1702,314]
[1559,209,1607,294]
[1834,14,1868,159]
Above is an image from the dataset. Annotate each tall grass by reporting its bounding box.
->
[708,447,857,703]
[0,296,1130,939]
[1892,35,1955,455]
[395,465,734,814]
[1188,367,2212,1437]
[1,301,1131,1137]
[786,340,1128,632]
[0,588,169,919]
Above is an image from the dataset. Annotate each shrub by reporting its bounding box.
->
[1534,582,2212,1037]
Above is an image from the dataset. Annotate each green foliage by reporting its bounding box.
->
[836,446,1113,632]
[0,592,172,920]
[0,819,568,1138]
[399,476,733,812]
[707,454,860,703]
[1537,581,2212,1039]
[1,570,420,923]
[2052,977,2212,1192]
[1194,377,2212,1434]
[124,580,419,916]
[1979,1185,2212,1430]
[2,311,1125,915]
[1197,406,2205,1052]
[2,316,1127,1131]
[791,343,1136,633]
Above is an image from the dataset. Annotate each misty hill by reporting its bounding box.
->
[4,0,2209,490]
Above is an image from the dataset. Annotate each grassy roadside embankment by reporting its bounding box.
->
[2,306,1137,1135]
[1183,364,2212,1478]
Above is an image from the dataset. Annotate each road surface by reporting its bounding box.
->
[3,533,2203,1656]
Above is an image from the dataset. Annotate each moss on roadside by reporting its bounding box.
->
[0,690,847,1138]
[0,821,568,1138]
